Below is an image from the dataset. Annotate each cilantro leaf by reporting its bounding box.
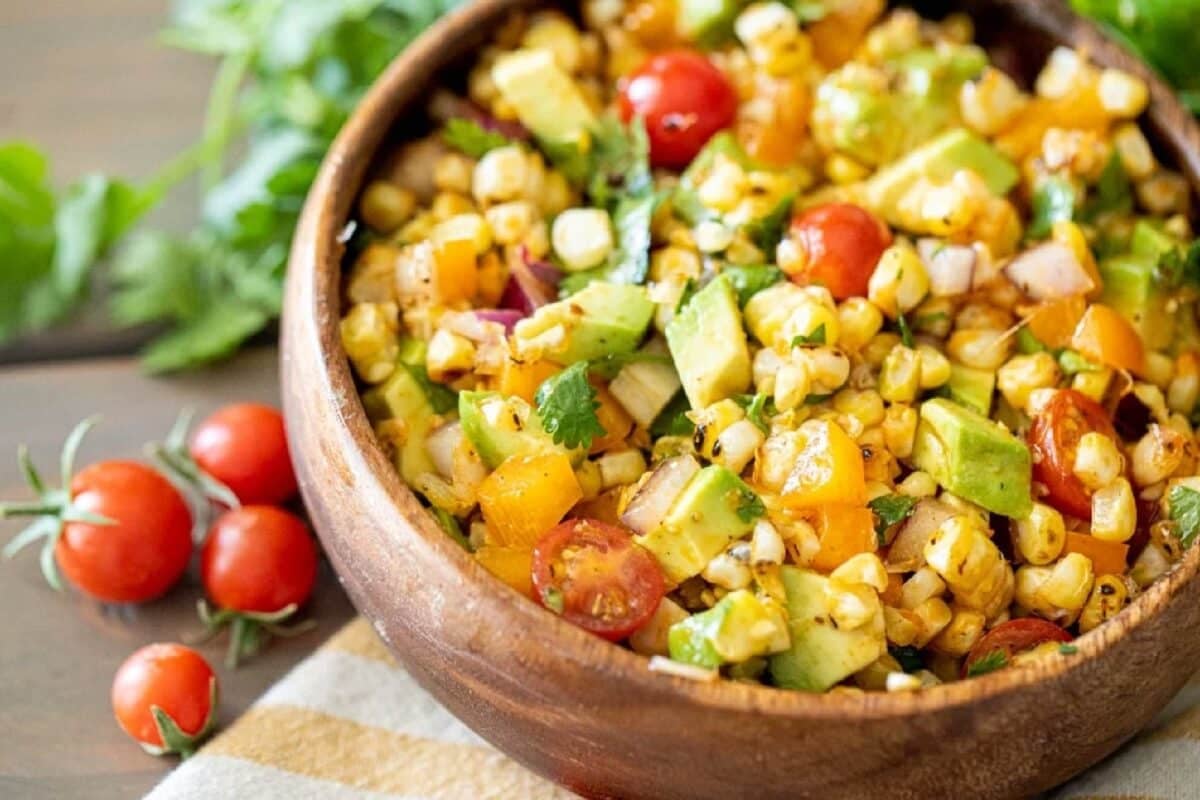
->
[868,494,918,545]
[1168,484,1200,549]
[742,193,795,256]
[443,118,514,158]
[1057,349,1102,376]
[560,191,663,294]
[735,485,766,523]
[535,361,606,450]
[897,313,915,348]
[791,324,827,347]
[588,116,652,208]
[649,392,694,437]
[966,649,1008,678]
[676,277,700,313]
[1156,239,1200,290]
[1084,152,1133,220]
[889,645,924,673]
[720,264,785,306]
[1028,177,1076,239]
[1058,644,1078,655]
[734,394,773,434]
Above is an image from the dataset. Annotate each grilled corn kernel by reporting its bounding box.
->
[1113,123,1156,180]
[917,345,952,389]
[522,11,584,73]
[868,244,930,317]
[837,298,885,352]
[826,153,871,185]
[597,449,647,490]
[1011,502,1066,566]
[552,208,614,271]
[1098,68,1149,118]
[540,170,574,217]
[1078,574,1131,634]
[1131,541,1172,588]
[484,201,536,246]
[911,597,953,647]
[806,347,851,394]
[735,2,799,49]
[1037,553,1095,618]
[1091,477,1136,543]
[959,67,1027,136]
[1072,367,1113,403]
[884,607,920,647]
[882,403,919,459]
[749,520,786,569]
[773,360,812,412]
[694,220,735,254]
[473,145,529,204]
[831,553,889,592]
[716,419,767,473]
[691,399,745,459]
[1035,47,1089,100]
[360,180,416,233]
[703,551,754,591]
[1144,352,1176,389]
[430,192,476,222]
[432,213,493,255]
[955,302,1013,331]
[947,328,1013,371]
[824,580,882,631]
[931,606,986,657]
[924,515,1006,611]
[426,329,476,381]
[1132,425,1188,487]
[880,345,922,403]
[898,470,938,498]
[1137,172,1191,217]
[834,389,885,429]
[340,303,400,384]
[863,332,903,369]
[901,567,947,610]
[783,297,841,349]
[1168,353,1200,414]
[753,347,784,396]
[433,153,476,195]
[1073,432,1124,491]
[997,352,1061,412]
[697,154,749,213]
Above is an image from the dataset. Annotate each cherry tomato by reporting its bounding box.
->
[531,519,666,641]
[618,50,738,169]
[59,461,192,603]
[190,403,297,506]
[785,203,892,300]
[112,643,217,755]
[963,618,1073,677]
[201,506,317,614]
[1028,389,1118,520]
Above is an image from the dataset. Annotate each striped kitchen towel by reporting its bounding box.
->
[147,617,1200,800]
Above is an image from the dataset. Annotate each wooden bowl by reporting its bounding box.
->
[282,2,1200,797]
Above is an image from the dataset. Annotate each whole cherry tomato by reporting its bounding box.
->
[1029,389,1119,520]
[618,50,738,169]
[785,203,892,299]
[201,506,317,614]
[190,403,297,506]
[963,618,1073,678]
[111,643,217,756]
[531,519,666,641]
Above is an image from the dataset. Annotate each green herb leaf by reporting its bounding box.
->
[1156,239,1200,290]
[535,361,606,450]
[1016,326,1048,354]
[735,485,766,524]
[868,494,918,545]
[1084,152,1133,220]
[889,645,924,673]
[734,394,773,434]
[1028,177,1076,239]
[649,392,694,437]
[442,118,515,158]
[1057,349,1102,376]
[588,351,672,381]
[588,116,652,208]
[742,193,795,256]
[897,313,915,348]
[720,264,785,306]
[541,586,565,614]
[432,507,471,551]
[966,649,1008,678]
[1168,484,1200,549]
[1058,643,1078,655]
[791,323,827,347]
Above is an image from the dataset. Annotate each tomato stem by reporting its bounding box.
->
[145,678,219,759]
[192,600,315,668]
[146,409,241,544]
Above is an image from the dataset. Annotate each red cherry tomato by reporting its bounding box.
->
[531,519,666,641]
[618,50,738,169]
[59,461,192,603]
[190,403,297,506]
[786,203,892,300]
[201,506,317,614]
[112,643,217,755]
[1029,389,1118,520]
[963,618,1073,677]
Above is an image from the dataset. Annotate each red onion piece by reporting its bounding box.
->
[428,90,531,141]
[620,455,702,536]
[473,309,524,332]
[1004,242,1097,301]
[917,239,976,297]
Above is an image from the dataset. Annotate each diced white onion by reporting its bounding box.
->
[620,455,701,535]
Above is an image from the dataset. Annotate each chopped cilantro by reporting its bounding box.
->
[1058,644,1079,655]
[966,649,1008,678]
[1057,349,1101,376]
[650,392,694,437]
[897,313,915,348]
[1084,152,1133,220]
[791,323,827,347]
[1027,177,1076,239]
[735,485,766,523]
[1156,238,1200,290]
[442,118,514,158]
[734,394,774,434]
[534,362,606,450]
[720,264,785,306]
[868,494,919,545]
[889,645,924,674]
[676,277,700,313]
[1168,484,1200,549]
[742,193,795,256]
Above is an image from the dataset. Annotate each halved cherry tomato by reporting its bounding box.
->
[962,618,1073,678]
[190,403,297,506]
[785,203,892,300]
[112,643,217,756]
[201,506,317,615]
[618,50,738,169]
[1028,390,1118,520]
[531,519,666,641]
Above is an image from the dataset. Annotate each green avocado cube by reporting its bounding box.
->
[669,590,789,669]
[514,282,655,366]
[769,567,886,692]
[943,364,995,416]
[1100,254,1174,351]
[491,49,596,146]
[911,398,1032,519]
[457,391,573,469]
[362,366,436,484]
[635,465,762,584]
[666,277,752,409]
[1130,219,1180,261]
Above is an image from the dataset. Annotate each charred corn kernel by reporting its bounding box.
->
[484,201,536,246]
[1035,47,1089,100]
[901,567,947,610]
[1169,354,1200,414]
[1091,477,1136,543]
[523,219,552,259]
[691,399,746,459]
[597,449,647,490]
[776,515,821,567]
[1072,367,1113,403]
[886,672,923,693]
[931,606,986,657]
[703,551,754,591]
[1036,553,1095,618]
[773,360,811,412]
[1144,356,1177,396]
[426,329,476,381]
[725,234,765,265]
[694,220,734,254]
[837,298,885,352]
[340,303,400,384]
[882,403,919,459]
[1134,383,1171,424]
[1098,68,1149,117]
[948,328,1013,371]
[1113,123,1156,180]
[834,389,885,429]
[997,352,1061,412]
[522,11,583,73]
[861,8,920,61]
[917,345,952,389]
[955,302,1012,331]
[716,419,767,473]
[831,553,889,592]
[1073,432,1124,491]
[1011,502,1066,566]
[1014,564,1053,616]
[805,347,851,394]
[1132,425,1187,487]
[924,515,1006,611]
[959,67,1027,136]
[880,345,922,403]
[868,244,930,317]
[898,470,938,498]
[650,246,702,282]
[1078,574,1131,633]
[552,208,614,271]
[360,181,416,232]
[824,580,882,631]
[433,153,476,195]
[1138,172,1191,217]
[863,332,903,369]
[1131,541,1172,588]
[753,347,784,396]
[911,597,953,647]
[473,145,529,204]
[751,519,786,567]
[432,213,493,255]
[884,607,920,647]
[697,155,749,213]
[430,192,476,222]
[825,153,871,185]
[574,459,603,500]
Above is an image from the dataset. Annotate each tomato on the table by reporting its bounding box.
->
[785,203,892,300]
[202,506,317,614]
[1028,389,1119,520]
[963,618,1073,678]
[111,643,217,757]
[190,403,297,506]
[531,519,666,641]
[617,50,737,169]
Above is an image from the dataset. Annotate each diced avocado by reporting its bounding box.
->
[942,364,995,416]
[1099,254,1174,350]
[666,277,752,409]
[677,0,742,47]
[668,590,789,668]
[491,49,596,146]
[812,64,898,167]
[865,128,1019,226]
[635,465,762,584]
[362,366,437,485]
[911,398,1032,519]
[458,391,572,469]
[1130,219,1180,260]
[514,282,655,365]
[768,567,886,692]
[673,132,760,225]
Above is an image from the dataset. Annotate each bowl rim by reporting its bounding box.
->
[291,0,1200,721]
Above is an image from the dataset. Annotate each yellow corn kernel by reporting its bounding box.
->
[884,606,920,647]
[1037,553,1095,619]
[432,213,493,255]
[826,153,871,185]
[650,245,702,283]
[1168,353,1200,415]
[924,515,1006,611]
[1137,172,1191,217]
[911,597,953,647]
[552,208,614,271]
[862,332,903,369]
[433,152,476,195]
[1078,574,1131,633]
[716,419,767,474]
[484,201,536,246]
[1131,540,1172,588]
[882,403,918,459]
[959,66,1027,136]
[955,302,1013,331]
[744,283,809,347]
[473,145,529,205]
[1144,352,1175,390]
[880,345,922,403]
[597,448,648,489]
[916,345,952,389]
[359,180,416,233]
[1131,424,1187,487]
[1097,68,1149,118]
[426,329,476,381]
[1011,502,1066,566]
[930,606,986,657]
[1112,123,1156,180]
[1073,432,1124,491]
[703,551,754,591]
[901,566,947,610]
[1072,367,1113,403]
[522,11,584,73]
[1035,47,1091,100]
[830,553,889,592]
[885,671,923,693]
[996,352,1061,412]
[868,243,930,317]
[694,220,735,254]
[824,580,883,631]
[782,295,841,349]
[697,154,749,213]
[431,192,476,222]
[898,470,938,498]
[340,303,400,384]
[833,389,885,429]
[947,328,1013,371]
[837,298,885,352]
[1091,477,1136,543]
[804,347,851,394]
[773,360,812,412]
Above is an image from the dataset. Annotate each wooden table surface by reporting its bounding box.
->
[0,3,357,797]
